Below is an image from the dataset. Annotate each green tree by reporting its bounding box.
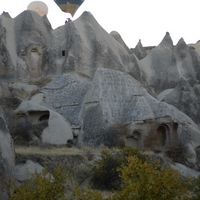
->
[112,155,191,200]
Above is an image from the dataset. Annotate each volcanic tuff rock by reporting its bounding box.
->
[49,12,144,83]
[14,160,43,182]
[0,11,51,81]
[14,100,73,145]
[0,108,15,200]
[80,68,200,158]
[131,39,147,60]
[110,31,130,52]
[158,77,200,127]
[41,73,91,127]
[1,8,200,192]
[139,32,200,94]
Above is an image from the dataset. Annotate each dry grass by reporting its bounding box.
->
[14,145,105,158]
[15,146,84,156]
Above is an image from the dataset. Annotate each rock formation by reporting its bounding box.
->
[131,39,147,60]
[0,108,15,200]
[139,32,200,94]
[1,9,200,197]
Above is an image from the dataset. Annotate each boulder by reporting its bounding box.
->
[170,163,200,178]
[15,160,43,182]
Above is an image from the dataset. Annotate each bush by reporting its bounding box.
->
[9,165,69,200]
[72,186,104,200]
[104,122,129,148]
[90,147,146,191]
[14,117,33,144]
[112,155,191,200]
[122,146,146,163]
[91,150,124,190]
[190,175,200,200]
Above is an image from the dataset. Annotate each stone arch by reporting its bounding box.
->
[157,124,170,146]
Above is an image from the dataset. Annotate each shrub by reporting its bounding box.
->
[14,116,33,144]
[8,165,69,200]
[190,175,200,200]
[91,147,147,191]
[112,155,191,200]
[143,129,165,151]
[91,150,124,190]
[104,122,129,148]
[122,146,146,163]
[72,186,104,200]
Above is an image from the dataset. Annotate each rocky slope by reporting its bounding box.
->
[1,10,200,199]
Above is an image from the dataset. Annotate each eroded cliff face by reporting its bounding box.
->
[0,108,15,200]
[1,9,200,192]
[139,32,200,94]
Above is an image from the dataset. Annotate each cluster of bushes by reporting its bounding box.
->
[8,147,200,200]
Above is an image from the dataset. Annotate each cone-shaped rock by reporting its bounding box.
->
[132,39,147,60]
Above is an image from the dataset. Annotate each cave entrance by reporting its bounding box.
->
[157,124,169,146]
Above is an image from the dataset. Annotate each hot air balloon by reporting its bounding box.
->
[27,1,48,16]
[54,0,84,17]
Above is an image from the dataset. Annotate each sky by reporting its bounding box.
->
[0,0,200,48]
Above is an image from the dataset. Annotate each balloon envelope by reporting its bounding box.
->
[27,1,48,16]
[54,0,84,17]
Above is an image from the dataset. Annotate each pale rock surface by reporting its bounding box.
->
[170,163,200,178]
[139,32,200,94]
[191,41,200,56]
[158,77,200,126]
[132,39,147,60]
[14,101,73,145]
[41,73,91,127]
[0,12,11,18]
[49,12,144,83]
[15,160,43,181]
[110,31,130,52]
[80,68,200,158]
[0,108,15,200]
[14,11,51,80]
[0,10,51,81]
